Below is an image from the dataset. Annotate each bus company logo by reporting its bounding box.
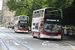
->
[20,21,27,23]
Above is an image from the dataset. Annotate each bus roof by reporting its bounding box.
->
[15,15,29,17]
[19,15,29,17]
[33,7,60,12]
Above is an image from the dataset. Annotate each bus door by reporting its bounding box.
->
[40,21,43,34]
[14,22,18,31]
[32,23,39,36]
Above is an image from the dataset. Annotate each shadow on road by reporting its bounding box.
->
[63,35,75,40]
[37,35,75,41]
[14,32,31,34]
[38,38,61,41]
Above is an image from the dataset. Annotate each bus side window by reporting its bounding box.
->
[33,12,36,17]
[33,23,35,29]
[33,23,35,26]
[17,24,18,27]
[41,22,43,28]
[41,23,43,26]
[37,11,40,17]
[40,10,44,17]
[15,24,17,27]
[35,23,38,30]
[32,23,38,30]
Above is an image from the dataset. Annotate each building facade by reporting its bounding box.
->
[2,0,15,24]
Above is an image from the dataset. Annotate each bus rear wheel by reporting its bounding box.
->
[55,37,62,41]
[14,29,16,33]
[14,29,17,33]
[33,33,36,38]
[24,32,27,34]
[38,33,40,39]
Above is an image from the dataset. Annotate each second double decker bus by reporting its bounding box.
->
[14,15,29,33]
[31,7,62,39]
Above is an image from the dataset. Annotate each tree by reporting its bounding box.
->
[62,1,75,25]
[6,0,74,25]
[2,20,5,24]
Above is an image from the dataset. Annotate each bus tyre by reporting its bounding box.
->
[24,32,27,34]
[38,33,40,39]
[14,30,17,33]
[33,33,36,38]
[57,38,62,41]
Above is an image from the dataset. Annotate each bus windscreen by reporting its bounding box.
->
[44,8,61,33]
[44,21,61,33]
[45,8,61,18]
[19,21,28,29]
[19,23,28,29]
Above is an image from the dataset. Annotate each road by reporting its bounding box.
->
[0,27,75,50]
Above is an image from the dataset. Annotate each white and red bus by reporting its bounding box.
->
[31,7,62,39]
[14,15,29,33]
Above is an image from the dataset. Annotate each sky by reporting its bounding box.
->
[0,0,2,10]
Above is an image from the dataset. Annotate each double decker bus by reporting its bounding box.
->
[14,15,29,33]
[31,7,62,39]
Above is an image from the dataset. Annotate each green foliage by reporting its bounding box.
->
[6,0,74,25]
[62,1,75,25]
[66,25,73,28]
[2,20,5,24]
[2,20,8,24]
[0,10,1,15]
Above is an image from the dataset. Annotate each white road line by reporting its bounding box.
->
[2,31,33,50]
[64,41,75,45]
[42,41,59,46]
[61,41,75,50]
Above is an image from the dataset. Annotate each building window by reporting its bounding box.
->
[5,14,6,16]
[5,10,6,12]
[8,14,9,17]
[8,11,9,12]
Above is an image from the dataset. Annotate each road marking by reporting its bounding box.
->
[61,41,75,50]
[2,31,33,50]
[0,39,8,50]
[64,41,75,45]
[6,40,9,43]
[22,38,24,39]
[14,42,19,46]
[42,41,59,46]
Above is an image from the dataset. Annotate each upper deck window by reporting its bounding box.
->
[19,16,28,21]
[40,10,44,17]
[45,8,61,18]
[33,11,40,17]
[33,10,44,18]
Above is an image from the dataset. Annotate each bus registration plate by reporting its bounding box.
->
[50,36,54,38]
